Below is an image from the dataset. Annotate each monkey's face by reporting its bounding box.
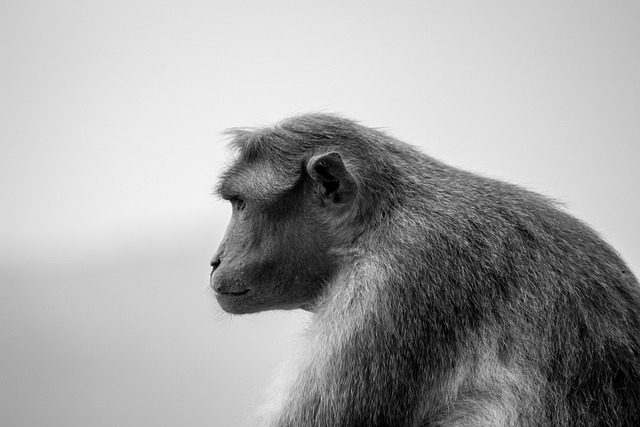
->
[210,152,356,314]
[210,193,334,314]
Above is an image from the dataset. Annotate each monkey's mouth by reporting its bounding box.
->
[227,289,249,296]
[215,288,253,314]
[216,288,250,297]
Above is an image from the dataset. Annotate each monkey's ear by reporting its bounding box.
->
[306,152,357,204]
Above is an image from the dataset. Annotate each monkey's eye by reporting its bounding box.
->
[230,197,246,211]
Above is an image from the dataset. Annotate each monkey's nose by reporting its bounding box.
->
[210,265,221,292]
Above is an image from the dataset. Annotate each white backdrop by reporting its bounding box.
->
[1,1,639,426]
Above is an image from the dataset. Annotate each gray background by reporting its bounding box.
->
[1,1,639,426]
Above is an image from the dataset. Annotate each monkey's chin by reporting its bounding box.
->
[215,293,262,315]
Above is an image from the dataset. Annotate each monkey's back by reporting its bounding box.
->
[403,155,640,425]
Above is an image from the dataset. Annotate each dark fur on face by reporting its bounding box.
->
[211,113,640,426]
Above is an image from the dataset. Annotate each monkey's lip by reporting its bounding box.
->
[227,289,249,296]
[215,289,253,314]
[216,289,250,297]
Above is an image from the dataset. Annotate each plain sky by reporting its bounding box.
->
[1,1,639,426]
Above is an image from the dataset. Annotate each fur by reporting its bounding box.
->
[214,113,640,426]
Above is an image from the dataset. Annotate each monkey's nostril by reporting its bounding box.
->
[211,258,221,271]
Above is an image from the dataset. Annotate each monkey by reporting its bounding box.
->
[209,113,640,426]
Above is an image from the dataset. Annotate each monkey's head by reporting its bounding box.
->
[210,125,361,314]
